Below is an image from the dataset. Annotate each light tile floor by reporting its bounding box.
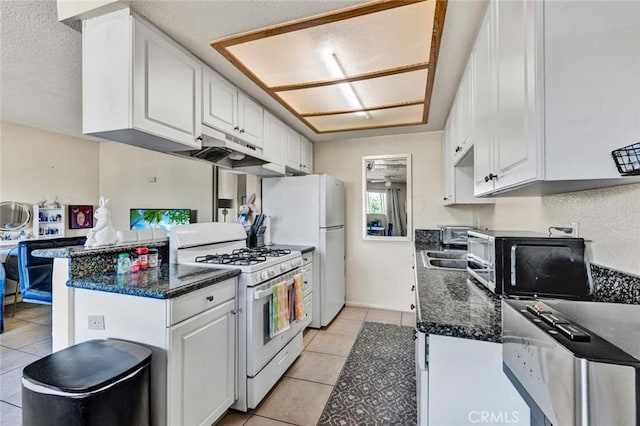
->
[0,304,415,426]
[0,303,52,426]
[218,307,415,426]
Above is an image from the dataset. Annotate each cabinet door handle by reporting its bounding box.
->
[411,285,415,292]
[488,173,498,181]
[455,146,462,153]
[233,126,240,131]
[196,136,203,141]
[484,175,490,183]
[443,197,448,201]
[239,129,245,134]
[304,281,308,284]
[411,304,415,310]
[206,296,214,302]
[231,309,236,315]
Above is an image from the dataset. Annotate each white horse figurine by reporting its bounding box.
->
[84,196,117,248]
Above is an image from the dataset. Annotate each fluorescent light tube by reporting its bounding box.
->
[323,51,371,119]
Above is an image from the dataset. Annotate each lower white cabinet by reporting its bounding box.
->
[426,335,530,426]
[73,278,237,426]
[169,299,235,426]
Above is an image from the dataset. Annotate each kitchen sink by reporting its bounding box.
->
[423,250,467,260]
[420,250,467,271]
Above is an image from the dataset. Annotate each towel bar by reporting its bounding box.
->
[253,278,295,299]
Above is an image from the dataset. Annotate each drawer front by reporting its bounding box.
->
[168,278,236,326]
[301,253,313,265]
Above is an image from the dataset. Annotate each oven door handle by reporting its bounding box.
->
[253,278,295,299]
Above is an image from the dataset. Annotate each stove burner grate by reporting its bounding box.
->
[195,253,267,265]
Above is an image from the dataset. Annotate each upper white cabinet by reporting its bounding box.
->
[238,93,264,148]
[452,63,474,164]
[445,0,640,198]
[262,111,286,166]
[202,68,237,136]
[202,68,264,148]
[300,137,313,174]
[284,127,302,171]
[83,9,202,151]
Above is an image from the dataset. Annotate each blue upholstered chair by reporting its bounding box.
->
[16,237,86,307]
[0,262,6,333]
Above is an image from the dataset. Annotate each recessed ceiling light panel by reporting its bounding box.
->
[211,0,447,134]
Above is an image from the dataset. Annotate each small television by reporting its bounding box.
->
[129,208,193,233]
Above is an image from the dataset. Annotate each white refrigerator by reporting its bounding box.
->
[262,174,345,328]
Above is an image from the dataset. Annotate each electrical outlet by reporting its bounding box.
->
[88,315,105,330]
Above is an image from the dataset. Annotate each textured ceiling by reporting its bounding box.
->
[0,0,488,142]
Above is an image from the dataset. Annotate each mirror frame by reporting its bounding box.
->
[362,154,412,242]
[0,201,32,231]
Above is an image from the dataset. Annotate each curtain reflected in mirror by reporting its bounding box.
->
[362,154,412,241]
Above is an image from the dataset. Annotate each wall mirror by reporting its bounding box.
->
[362,154,412,241]
[0,201,32,231]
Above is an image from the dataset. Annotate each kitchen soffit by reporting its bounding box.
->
[210,0,447,134]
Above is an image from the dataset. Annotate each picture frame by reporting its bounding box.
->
[69,205,94,229]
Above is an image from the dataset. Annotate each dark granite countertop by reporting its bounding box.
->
[414,242,502,343]
[32,239,168,259]
[267,244,315,254]
[68,264,241,299]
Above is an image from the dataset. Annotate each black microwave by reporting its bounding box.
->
[467,230,592,300]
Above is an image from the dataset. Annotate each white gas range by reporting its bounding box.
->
[170,222,310,411]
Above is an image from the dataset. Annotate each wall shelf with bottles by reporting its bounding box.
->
[34,205,66,238]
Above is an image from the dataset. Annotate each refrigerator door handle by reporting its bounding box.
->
[322,225,344,230]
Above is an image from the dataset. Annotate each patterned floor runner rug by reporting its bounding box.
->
[318,322,417,426]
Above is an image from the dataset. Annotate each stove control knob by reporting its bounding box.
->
[280,262,288,272]
[261,271,269,280]
[269,269,276,277]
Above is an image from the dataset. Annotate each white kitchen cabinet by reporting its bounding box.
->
[202,68,237,136]
[83,9,201,152]
[238,93,264,148]
[471,7,496,197]
[169,299,235,426]
[427,335,529,426]
[33,205,65,239]
[284,127,302,172]
[300,137,314,174]
[491,0,540,191]
[202,67,264,149]
[73,278,237,426]
[262,111,286,166]
[442,102,493,206]
[445,0,640,197]
[452,63,473,164]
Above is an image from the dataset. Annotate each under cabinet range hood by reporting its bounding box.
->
[172,126,286,176]
[175,125,266,168]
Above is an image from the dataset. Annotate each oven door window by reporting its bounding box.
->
[508,242,590,298]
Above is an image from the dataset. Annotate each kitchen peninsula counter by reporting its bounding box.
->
[69,264,240,299]
[414,242,502,343]
[32,240,239,351]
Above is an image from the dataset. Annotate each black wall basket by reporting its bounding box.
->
[611,142,640,176]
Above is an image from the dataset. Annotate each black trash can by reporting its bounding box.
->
[22,339,152,426]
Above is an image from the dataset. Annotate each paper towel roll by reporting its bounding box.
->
[264,216,272,246]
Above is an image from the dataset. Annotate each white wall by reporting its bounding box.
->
[314,131,474,311]
[0,122,100,237]
[98,142,214,231]
[474,183,640,275]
